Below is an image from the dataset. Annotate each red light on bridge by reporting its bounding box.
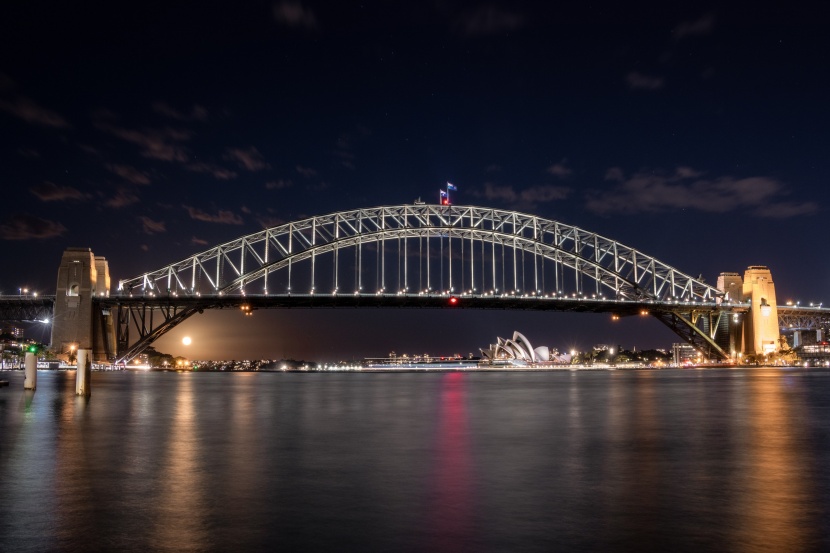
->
[449,296,459,306]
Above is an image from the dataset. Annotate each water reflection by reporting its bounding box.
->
[0,368,827,552]
[732,371,817,551]
[430,372,473,551]
[151,374,209,552]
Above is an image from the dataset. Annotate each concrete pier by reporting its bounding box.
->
[24,352,37,390]
[76,349,91,397]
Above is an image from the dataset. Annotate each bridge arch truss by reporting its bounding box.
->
[113,204,729,362]
[120,204,720,302]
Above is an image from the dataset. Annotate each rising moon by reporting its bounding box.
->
[182,336,192,346]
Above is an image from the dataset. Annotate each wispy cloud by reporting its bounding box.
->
[30,182,89,202]
[257,215,286,229]
[107,164,151,185]
[273,2,318,29]
[186,162,238,180]
[192,236,209,245]
[183,205,244,224]
[459,5,524,36]
[224,146,270,171]
[0,96,69,128]
[96,122,191,162]
[265,179,292,190]
[0,214,67,240]
[587,166,818,218]
[152,101,208,122]
[476,182,571,210]
[139,216,166,234]
[675,14,715,40]
[296,165,318,178]
[626,71,664,90]
[104,188,141,208]
[0,72,14,91]
[547,160,572,178]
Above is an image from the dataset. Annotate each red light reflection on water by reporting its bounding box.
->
[429,371,474,552]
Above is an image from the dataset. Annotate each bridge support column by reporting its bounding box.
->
[76,349,91,397]
[793,330,802,348]
[742,266,779,358]
[23,352,36,390]
[52,248,115,363]
[818,329,824,343]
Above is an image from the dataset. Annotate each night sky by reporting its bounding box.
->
[1,2,827,360]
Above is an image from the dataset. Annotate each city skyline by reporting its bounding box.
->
[1,2,826,359]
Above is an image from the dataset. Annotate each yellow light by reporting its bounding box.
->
[182,336,192,346]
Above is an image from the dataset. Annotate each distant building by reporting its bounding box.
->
[1,324,23,339]
[480,331,551,364]
[672,343,698,365]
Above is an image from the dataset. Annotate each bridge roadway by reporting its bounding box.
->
[98,293,746,315]
[2,294,829,364]
[4,293,829,322]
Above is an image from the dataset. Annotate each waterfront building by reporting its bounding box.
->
[480,331,551,364]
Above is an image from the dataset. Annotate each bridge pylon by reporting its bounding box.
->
[742,266,779,357]
[51,248,116,362]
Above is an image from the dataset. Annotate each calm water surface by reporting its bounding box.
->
[1,368,829,552]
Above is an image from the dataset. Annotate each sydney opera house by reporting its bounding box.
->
[480,331,555,364]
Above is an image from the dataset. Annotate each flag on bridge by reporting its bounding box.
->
[446,182,457,191]
[440,190,448,205]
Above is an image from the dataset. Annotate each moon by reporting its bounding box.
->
[182,336,192,346]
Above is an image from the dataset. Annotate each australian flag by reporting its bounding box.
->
[446,182,457,191]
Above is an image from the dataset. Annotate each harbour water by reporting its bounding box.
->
[1,368,829,552]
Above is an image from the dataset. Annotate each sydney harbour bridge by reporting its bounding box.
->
[2,204,828,366]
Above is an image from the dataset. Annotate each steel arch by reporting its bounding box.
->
[119,204,721,302]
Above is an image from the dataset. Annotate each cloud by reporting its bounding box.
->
[30,182,89,202]
[186,162,238,180]
[604,167,625,182]
[107,164,151,185]
[0,96,69,128]
[257,215,286,229]
[224,146,270,171]
[139,216,166,234]
[0,214,67,240]
[296,165,318,178]
[478,182,571,210]
[675,14,715,40]
[152,101,208,121]
[78,144,102,156]
[460,5,524,36]
[17,148,40,159]
[192,236,209,245]
[626,71,664,90]
[265,179,292,189]
[96,122,191,162]
[547,160,572,178]
[183,205,244,224]
[105,188,141,208]
[0,72,14,90]
[273,2,318,29]
[586,166,819,218]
